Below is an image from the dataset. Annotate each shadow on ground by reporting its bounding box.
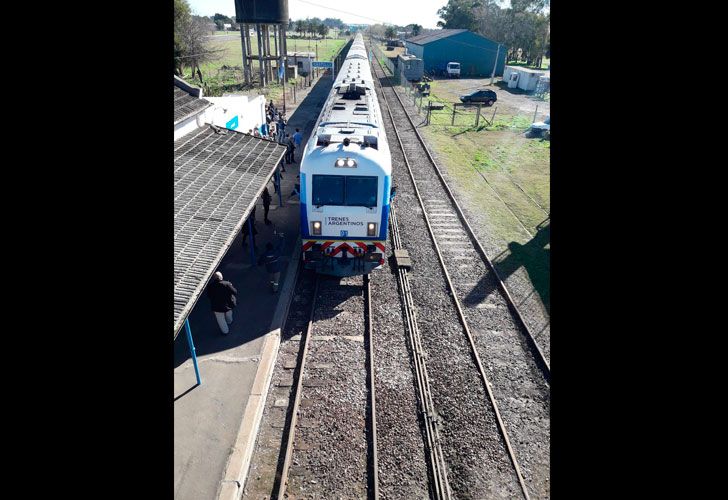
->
[493,221,550,314]
[174,74,335,370]
[461,221,549,315]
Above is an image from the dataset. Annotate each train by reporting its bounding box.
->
[299,33,393,277]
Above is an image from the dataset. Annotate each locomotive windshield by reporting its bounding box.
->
[345,176,378,207]
[312,175,345,206]
[312,175,378,208]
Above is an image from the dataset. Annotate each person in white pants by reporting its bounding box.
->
[206,271,238,335]
[214,310,234,334]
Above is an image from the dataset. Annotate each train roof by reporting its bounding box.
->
[310,34,386,150]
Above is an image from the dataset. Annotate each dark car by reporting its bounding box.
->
[459,89,497,106]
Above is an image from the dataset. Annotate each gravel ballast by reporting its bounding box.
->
[373,54,551,499]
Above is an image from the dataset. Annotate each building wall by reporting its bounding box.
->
[503,66,548,91]
[405,43,424,60]
[398,55,424,81]
[173,95,266,141]
[408,31,506,77]
[205,95,266,133]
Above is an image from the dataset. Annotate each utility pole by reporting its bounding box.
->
[490,44,501,86]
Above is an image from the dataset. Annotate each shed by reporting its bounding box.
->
[405,29,506,78]
[502,66,549,92]
[288,51,315,75]
[398,53,424,82]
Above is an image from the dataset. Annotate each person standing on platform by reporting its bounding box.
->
[258,232,285,292]
[206,271,237,335]
[262,187,272,225]
[285,134,295,165]
[293,128,303,161]
[277,116,286,142]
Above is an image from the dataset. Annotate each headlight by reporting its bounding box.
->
[312,221,322,236]
[367,222,377,237]
[335,158,357,168]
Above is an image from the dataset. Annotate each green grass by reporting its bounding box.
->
[375,43,550,312]
[180,36,347,97]
[421,124,550,309]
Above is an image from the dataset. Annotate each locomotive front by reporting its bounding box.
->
[299,34,392,277]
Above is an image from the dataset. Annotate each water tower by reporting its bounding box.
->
[234,0,289,87]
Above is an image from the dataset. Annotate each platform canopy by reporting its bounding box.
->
[174,83,211,125]
[174,126,286,336]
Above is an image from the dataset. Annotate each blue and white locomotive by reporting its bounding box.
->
[299,34,392,277]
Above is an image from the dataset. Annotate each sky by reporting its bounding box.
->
[186,0,449,29]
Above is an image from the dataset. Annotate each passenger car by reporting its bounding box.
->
[459,89,497,105]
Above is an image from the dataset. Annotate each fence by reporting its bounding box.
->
[370,41,548,132]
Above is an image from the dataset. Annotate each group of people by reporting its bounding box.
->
[208,197,285,335]
[206,99,307,336]
[248,100,289,143]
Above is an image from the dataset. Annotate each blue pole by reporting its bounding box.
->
[276,170,283,207]
[248,218,256,264]
[185,319,201,386]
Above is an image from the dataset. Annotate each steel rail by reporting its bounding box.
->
[390,205,452,500]
[276,276,320,500]
[371,50,533,500]
[373,50,550,380]
[364,273,380,500]
[276,275,379,499]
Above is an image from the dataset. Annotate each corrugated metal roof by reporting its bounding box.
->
[406,29,467,45]
[174,83,212,125]
[173,126,286,336]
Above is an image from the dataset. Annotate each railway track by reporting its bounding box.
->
[371,46,551,498]
[275,273,379,499]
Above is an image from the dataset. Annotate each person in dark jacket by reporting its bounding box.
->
[206,271,238,334]
[258,233,285,292]
[262,187,272,225]
[285,134,295,165]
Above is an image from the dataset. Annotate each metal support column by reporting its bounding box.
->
[184,319,201,386]
[246,24,253,79]
[276,169,283,207]
[274,25,280,83]
[257,24,265,86]
[263,24,273,83]
[248,218,256,264]
[281,25,288,113]
[240,23,250,84]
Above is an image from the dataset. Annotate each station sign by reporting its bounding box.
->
[312,61,334,69]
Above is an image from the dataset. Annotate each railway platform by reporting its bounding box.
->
[173,72,335,500]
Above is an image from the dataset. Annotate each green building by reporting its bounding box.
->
[404,29,506,78]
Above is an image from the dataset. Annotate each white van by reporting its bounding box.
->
[446,62,461,78]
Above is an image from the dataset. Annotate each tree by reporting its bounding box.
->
[436,0,482,30]
[408,24,423,37]
[174,0,191,76]
[436,0,550,69]
[174,0,221,80]
[317,23,329,38]
[385,26,397,39]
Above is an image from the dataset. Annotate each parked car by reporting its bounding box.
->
[459,89,497,106]
[446,62,461,78]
